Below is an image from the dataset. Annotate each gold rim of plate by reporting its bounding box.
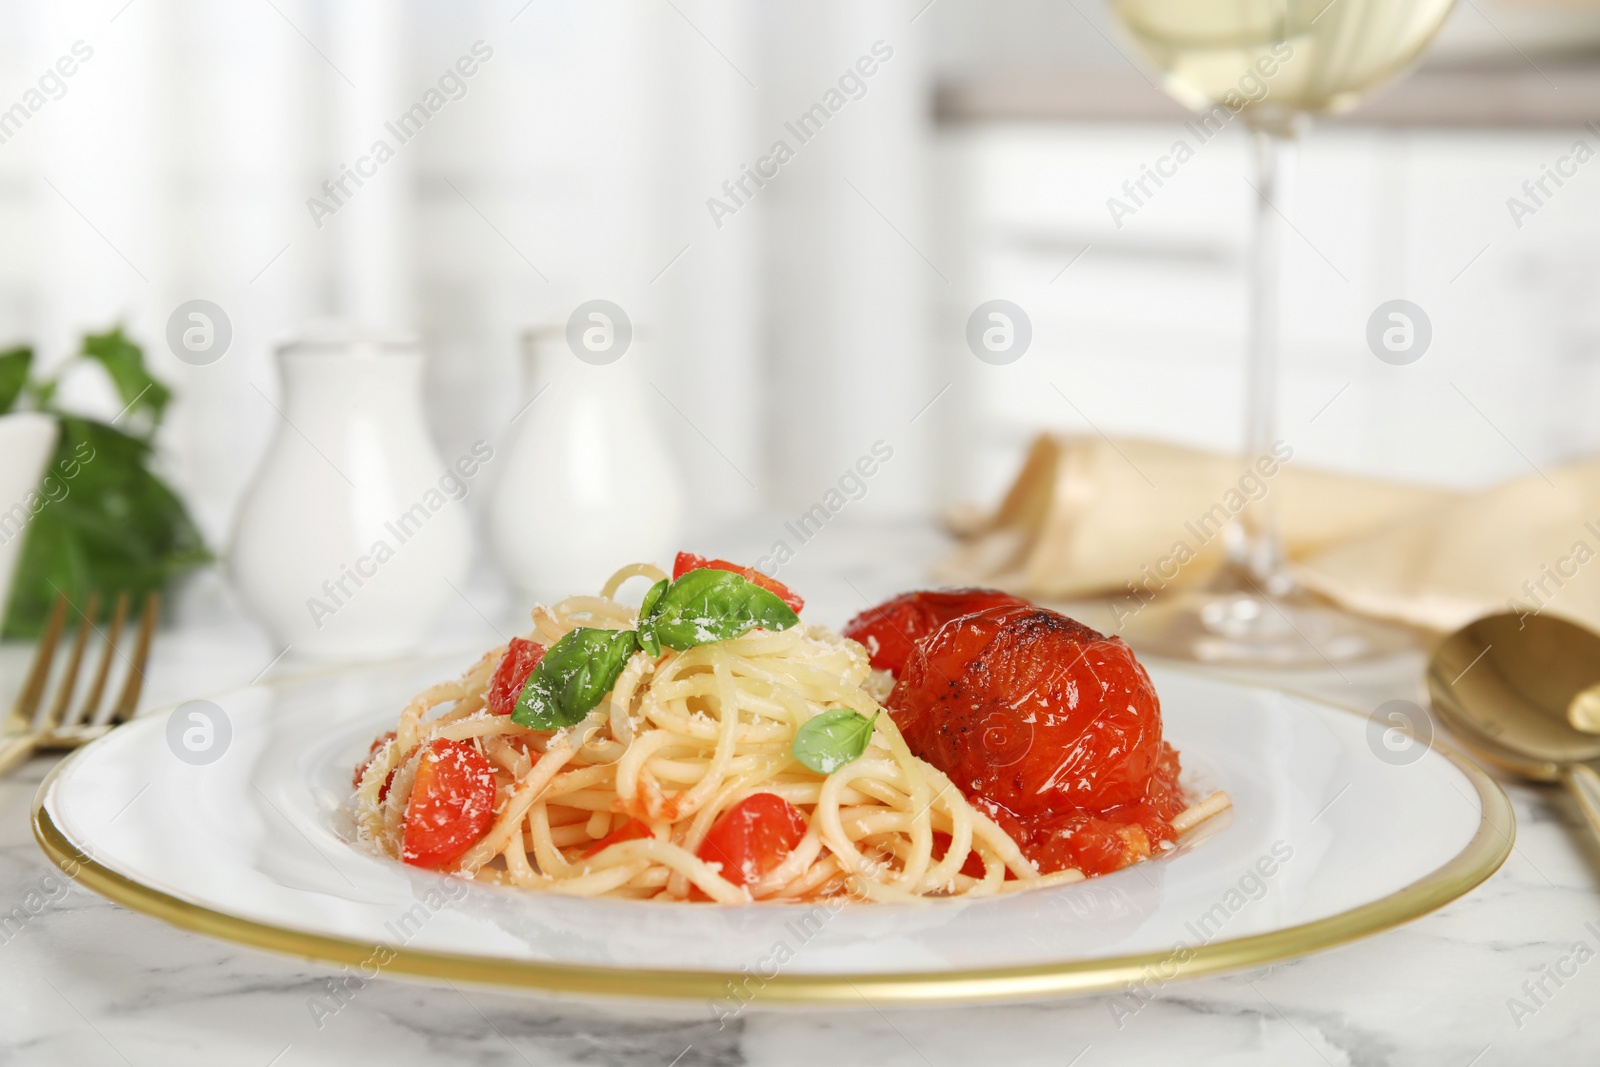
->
[30,672,1516,1005]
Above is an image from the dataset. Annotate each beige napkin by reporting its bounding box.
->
[938,434,1600,634]
[1297,457,1600,634]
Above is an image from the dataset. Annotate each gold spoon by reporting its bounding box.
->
[1571,682,1600,733]
[1428,612,1600,837]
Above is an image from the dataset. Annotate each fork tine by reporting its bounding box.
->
[7,594,68,733]
[50,592,102,731]
[78,591,129,726]
[109,592,159,724]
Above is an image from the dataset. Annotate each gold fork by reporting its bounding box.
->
[0,591,159,779]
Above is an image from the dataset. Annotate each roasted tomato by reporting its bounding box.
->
[1004,742,1186,876]
[487,637,546,716]
[841,588,1030,674]
[673,551,805,613]
[402,739,499,869]
[887,605,1182,876]
[352,731,398,801]
[696,792,809,888]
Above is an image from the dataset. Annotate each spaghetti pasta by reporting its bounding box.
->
[354,562,1230,902]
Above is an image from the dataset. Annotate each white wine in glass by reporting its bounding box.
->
[1109,0,1455,665]
[1115,0,1455,134]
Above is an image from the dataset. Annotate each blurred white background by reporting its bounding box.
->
[3,0,1599,552]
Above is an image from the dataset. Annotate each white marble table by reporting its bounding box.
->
[2,521,1598,1066]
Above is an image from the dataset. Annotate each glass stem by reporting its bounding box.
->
[1231,128,1294,595]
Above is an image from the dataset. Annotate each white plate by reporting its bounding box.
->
[33,655,1513,1004]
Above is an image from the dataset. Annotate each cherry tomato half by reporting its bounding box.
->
[402,739,499,869]
[695,792,808,888]
[487,636,546,716]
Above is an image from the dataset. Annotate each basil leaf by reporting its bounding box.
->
[641,567,799,652]
[80,327,171,433]
[792,708,879,775]
[0,347,30,414]
[636,578,668,657]
[639,577,668,620]
[511,627,639,730]
[3,416,210,638]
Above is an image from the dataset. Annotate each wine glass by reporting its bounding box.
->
[1108,0,1456,665]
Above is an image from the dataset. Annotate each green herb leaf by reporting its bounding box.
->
[511,627,640,730]
[791,708,879,775]
[636,578,668,657]
[2,416,210,637]
[1,328,209,637]
[639,567,799,652]
[0,347,30,414]
[639,577,668,620]
[79,328,171,432]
